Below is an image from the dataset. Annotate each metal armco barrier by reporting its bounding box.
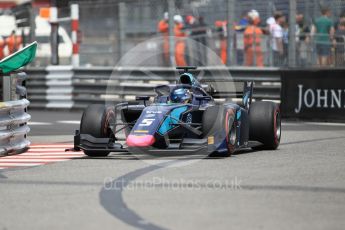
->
[24,67,48,108]
[26,66,281,109]
[0,99,31,156]
[45,66,74,109]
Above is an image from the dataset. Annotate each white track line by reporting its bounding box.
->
[0,159,69,163]
[28,122,52,125]
[20,151,84,156]
[20,154,84,158]
[56,120,80,124]
[283,122,345,127]
[304,122,345,127]
[19,155,83,158]
[0,163,44,167]
[28,148,77,152]
[8,156,83,159]
[30,145,73,148]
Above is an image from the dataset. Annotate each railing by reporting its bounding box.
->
[26,66,280,109]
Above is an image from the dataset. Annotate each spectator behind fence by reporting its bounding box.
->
[334,21,345,67]
[0,36,5,60]
[282,20,289,66]
[186,15,208,65]
[244,10,264,67]
[312,7,335,67]
[235,12,249,65]
[296,13,310,67]
[174,15,187,66]
[6,30,22,55]
[157,12,170,66]
[215,20,227,64]
[334,10,345,29]
[270,13,285,66]
[266,16,275,34]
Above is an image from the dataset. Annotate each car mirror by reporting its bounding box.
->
[136,96,150,106]
[195,95,212,101]
[136,96,150,101]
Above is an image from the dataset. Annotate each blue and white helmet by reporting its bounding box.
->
[170,88,192,103]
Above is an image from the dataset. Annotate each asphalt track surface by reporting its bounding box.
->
[1,110,345,230]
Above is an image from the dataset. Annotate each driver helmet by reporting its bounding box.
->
[170,88,192,104]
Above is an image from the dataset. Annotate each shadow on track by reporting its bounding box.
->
[0,172,7,179]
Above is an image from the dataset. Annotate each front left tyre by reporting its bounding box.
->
[80,104,115,157]
[203,105,237,157]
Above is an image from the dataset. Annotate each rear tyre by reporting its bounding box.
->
[80,104,115,157]
[249,101,281,150]
[203,106,237,157]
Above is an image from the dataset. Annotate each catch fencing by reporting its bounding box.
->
[29,0,345,68]
[0,71,31,156]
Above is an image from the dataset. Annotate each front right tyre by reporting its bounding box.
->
[80,104,115,157]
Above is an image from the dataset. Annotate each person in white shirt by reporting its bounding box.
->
[270,13,286,66]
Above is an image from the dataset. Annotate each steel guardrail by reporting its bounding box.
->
[25,66,281,109]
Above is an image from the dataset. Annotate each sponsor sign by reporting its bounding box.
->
[281,69,345,120]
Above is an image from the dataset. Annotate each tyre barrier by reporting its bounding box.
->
[0,70,31,156]
[26,66,281,109]
[0,42,37,156]
[0,99,31,156]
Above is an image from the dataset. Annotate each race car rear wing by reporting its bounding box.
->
[201,79,254,104]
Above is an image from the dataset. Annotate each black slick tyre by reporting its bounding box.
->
[203,106,237,157]
[249,101,281,150]
[80,104,115,157]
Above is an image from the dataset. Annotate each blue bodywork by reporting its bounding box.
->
[130,104,191,136]
[127,71,253,154]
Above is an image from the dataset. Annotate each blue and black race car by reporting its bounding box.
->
[73,67,281,157]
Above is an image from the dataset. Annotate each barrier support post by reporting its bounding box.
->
[288,0,297,67]
[71,4,80,67]
[50,0,59,65]
[168,0,175,67]
[227,0,236,66]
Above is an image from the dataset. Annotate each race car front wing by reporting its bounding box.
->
[71,130,128,153]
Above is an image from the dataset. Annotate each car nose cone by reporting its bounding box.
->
[126,135,155,147]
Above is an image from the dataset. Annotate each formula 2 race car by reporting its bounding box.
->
[72,66,281,157]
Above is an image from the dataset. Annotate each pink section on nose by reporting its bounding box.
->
[126,135,155,147]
